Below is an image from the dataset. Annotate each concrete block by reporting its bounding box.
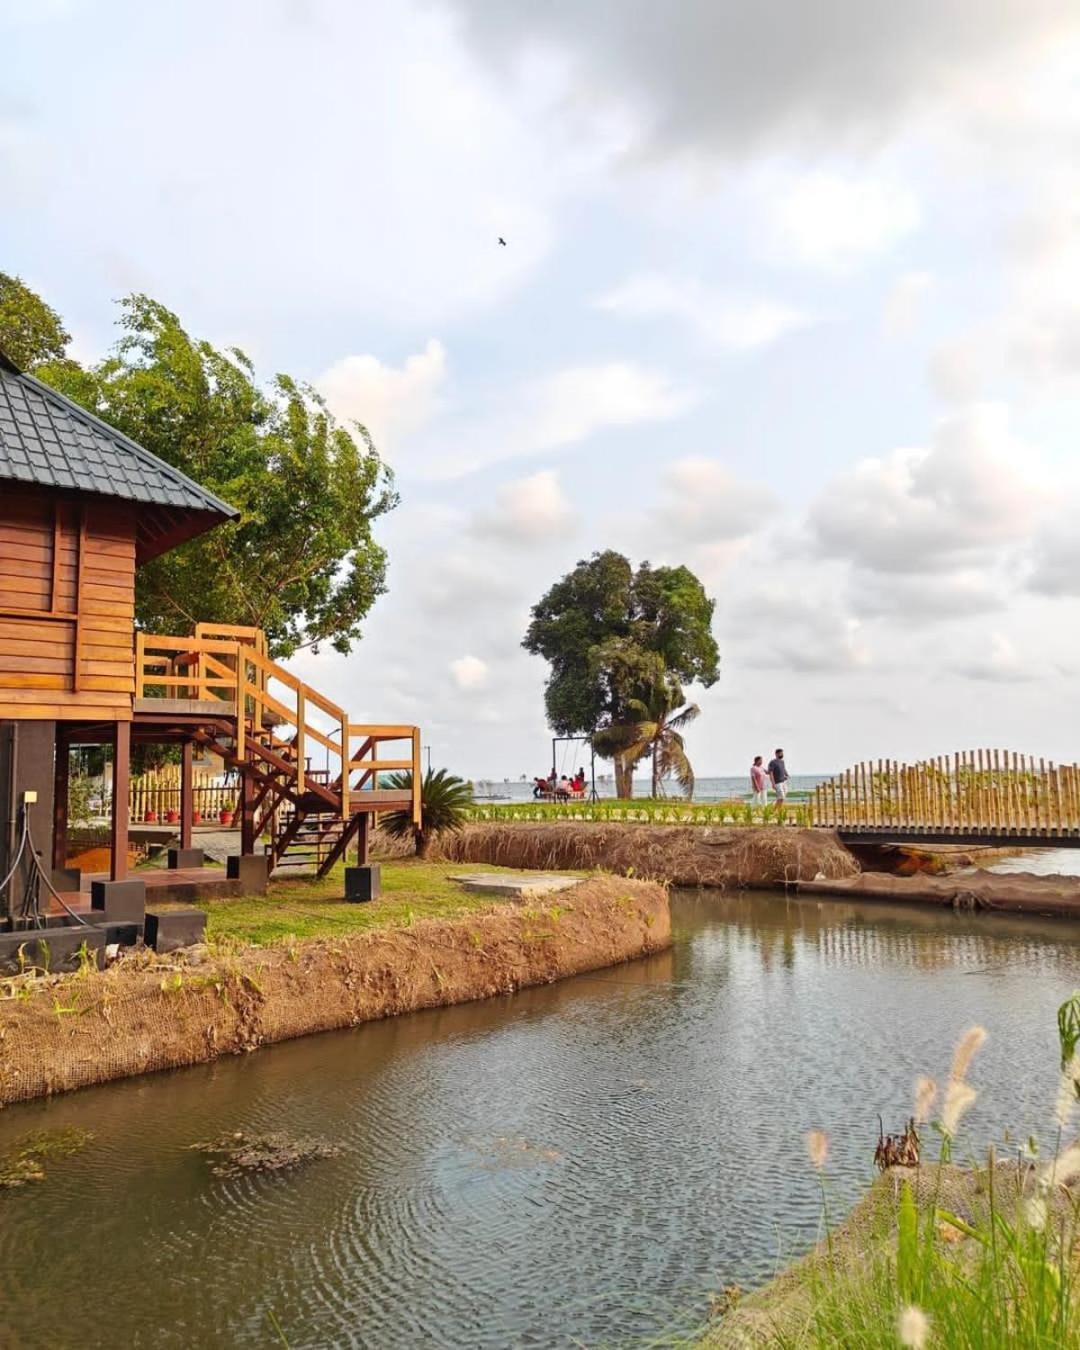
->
[104,922,143,948]
[449,872,581,898]
[51,866,81,891]
[344,864,381,903]
[90,878,147,925]
[0,924,106,974]
[226,853,269,893]
[144,909,207,953]
[167,848,205,870]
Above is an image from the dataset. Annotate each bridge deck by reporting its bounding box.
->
[814,750,1080,847]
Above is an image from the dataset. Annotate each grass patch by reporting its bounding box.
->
[463,799,811,827]
[156,860,578,947]
[703,998,1080,1348]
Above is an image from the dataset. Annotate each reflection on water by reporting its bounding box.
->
[1,892,1079,1349]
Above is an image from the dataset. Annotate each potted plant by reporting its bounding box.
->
[166,808,180,824]
[219,800,235,827]
[193,809,202,825]
[144,807,157,823]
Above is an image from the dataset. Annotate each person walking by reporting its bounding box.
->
[767,748,790,806]
[750,755,768,806]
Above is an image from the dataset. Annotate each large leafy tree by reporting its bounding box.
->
[3,285,397,657]
[523,551,719,797]
[0,271,72,370]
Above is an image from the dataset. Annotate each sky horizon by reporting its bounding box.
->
[5,1,1080,781]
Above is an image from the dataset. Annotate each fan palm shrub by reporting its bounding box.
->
[592,673,700,799]
[381,768,473,857]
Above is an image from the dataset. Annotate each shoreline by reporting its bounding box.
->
[434,822,1080,919]
[796,869,1080,918]
[0,875,670,1108]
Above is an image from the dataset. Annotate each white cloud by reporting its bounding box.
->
[317,340,447,452]
[473,469,577,544]
[529,362,693,448]
[765,172,922,272]
[451,0,1077,158]
[653,457,775,545]
[808,404,1044,575]
[424,360,695,478]
[950,633,1037,683]
[450,655,491,690]
[850,571,1006,623]
[927,333,991,402]
[1028,519,1080,598]
[882,270,934,337]
[594,274,812,350]
[731,585,872,673]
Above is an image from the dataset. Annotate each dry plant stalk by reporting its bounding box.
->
[875,1116,920,1170]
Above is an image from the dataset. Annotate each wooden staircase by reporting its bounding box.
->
[134,624,421,877]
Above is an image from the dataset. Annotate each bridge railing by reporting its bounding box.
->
[812,750,1080,836]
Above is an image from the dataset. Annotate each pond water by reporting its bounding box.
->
[3,891,1080,1349]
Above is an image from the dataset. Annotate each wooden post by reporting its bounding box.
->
[357,811,370,866]
[180,740,193,850]
[296,687,306,795]
[111,720,130,881]
[340,714,350,819]
[240,769,256,855]
[53,726,69,872]
[412,727,422,828]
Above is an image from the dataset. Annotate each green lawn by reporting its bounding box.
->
[162,860,574,947]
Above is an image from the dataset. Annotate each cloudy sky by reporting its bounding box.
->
[4,0,1080,779]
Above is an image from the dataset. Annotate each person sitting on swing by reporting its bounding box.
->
[570,768,586,795]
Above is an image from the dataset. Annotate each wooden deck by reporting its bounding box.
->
[50,865,253,917]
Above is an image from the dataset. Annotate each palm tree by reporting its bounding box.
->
[592,675,700,799]
[381,768,473,857]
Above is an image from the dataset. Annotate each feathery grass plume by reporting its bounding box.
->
[1055,1053,1080,1131]
[897,1304,930,1349]
[1040,1143,1080,1190]
[913,1075,937,1124]
[950,1025,987,1083]
[805,1129,829,1170]
[1025,1194,1048,1231]
[942,1080,978,1137]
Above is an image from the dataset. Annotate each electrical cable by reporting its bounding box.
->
[24,809,90,926]
[0,805,29,899]
[1,801,90,930]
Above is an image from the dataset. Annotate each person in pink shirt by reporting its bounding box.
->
[750,755,768,805]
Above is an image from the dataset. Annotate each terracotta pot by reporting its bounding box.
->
[144,809,157,823]
[166,809,180,824]
[192,810,202,825]
[219,810,234,826]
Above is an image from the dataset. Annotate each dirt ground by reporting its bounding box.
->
[0,875,669,1107]
[433,823,860,888]
[798,869,1080,918]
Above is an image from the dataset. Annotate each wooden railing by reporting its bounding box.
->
[135,627,421,826]
[813,750,1080,838]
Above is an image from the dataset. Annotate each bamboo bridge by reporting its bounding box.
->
[812,751,1080,846]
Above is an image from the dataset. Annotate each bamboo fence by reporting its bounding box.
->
[812,750,1080,837]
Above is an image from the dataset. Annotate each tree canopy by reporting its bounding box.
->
[523,551,719,795]
[1,281,397,658]
[0,271,71,370]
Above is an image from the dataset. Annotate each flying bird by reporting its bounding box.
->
[498,237,507,246]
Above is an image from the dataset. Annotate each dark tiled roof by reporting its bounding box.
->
[0,349,237,520]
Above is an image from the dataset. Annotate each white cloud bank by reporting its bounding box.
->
[594,275,813,350]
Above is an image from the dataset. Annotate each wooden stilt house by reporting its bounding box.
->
[0,345,420,945]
